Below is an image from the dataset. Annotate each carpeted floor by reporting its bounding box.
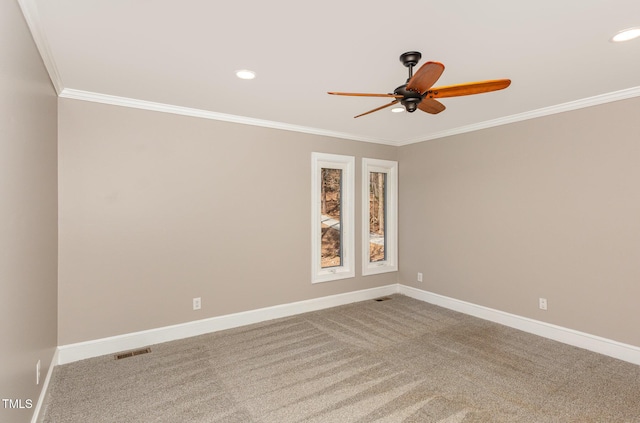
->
[42,295,640,422]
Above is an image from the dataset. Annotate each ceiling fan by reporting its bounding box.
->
[328,51,511,118]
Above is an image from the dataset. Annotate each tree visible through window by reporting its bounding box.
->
[362,158,397,276]
[312,152,354,283]
[369,172,386,262]
[321,168,342,268]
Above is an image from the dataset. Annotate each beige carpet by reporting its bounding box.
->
[42,295,640,422]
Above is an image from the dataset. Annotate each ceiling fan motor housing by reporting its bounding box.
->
[394,84,422,112]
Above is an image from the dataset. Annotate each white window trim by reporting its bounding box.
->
[362,158,398,276]
[311,152,355,283]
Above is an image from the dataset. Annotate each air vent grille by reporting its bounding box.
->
[114,347,151,360]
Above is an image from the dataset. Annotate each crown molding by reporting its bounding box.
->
[60,85,640,147]
[17,0,640,146]
[18,0,64,95]
[399,85,640,145]
[59,88,400,146]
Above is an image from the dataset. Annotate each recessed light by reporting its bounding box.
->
[235,69,256,80]
[391,106,405,113]
[611,27,640,42]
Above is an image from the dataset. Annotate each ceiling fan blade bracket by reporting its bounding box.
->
[423,89,437,99]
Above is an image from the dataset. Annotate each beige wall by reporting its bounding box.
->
[399,97,640,347]
[9,0,640,382]
[0,1,58,422]
[58,94,640,349]
[58,99,398,345]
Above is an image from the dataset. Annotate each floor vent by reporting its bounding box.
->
[374,297,392,302]
[114,347,151,360]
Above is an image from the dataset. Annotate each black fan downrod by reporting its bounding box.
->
[397,51,423,112]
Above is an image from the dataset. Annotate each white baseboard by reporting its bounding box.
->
[30,348,58,423]
[55,283,640,367]
[57,284,399,365]
[399,284,640,366]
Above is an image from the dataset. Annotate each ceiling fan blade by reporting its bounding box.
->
[406,61,445,94]
[354,100,400,118]
[328,92,403,98]
[418,98,446,114]
[426,79,511,98]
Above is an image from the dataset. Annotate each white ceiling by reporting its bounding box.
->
[21,0,640,145]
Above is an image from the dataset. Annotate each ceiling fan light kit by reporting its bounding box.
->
[328,51,511,118]
[611,27,640,42]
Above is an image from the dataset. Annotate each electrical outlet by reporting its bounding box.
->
[36,360,41,385]
[193,297,201,310]
[417,272,423,282]
[539,298,547,310]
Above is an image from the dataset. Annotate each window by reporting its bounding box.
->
[311,153,354,283]
[362,158,398,275]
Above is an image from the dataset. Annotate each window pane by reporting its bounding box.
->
[362,158,396,276]
[321,168,342,268]
[369,172,386,262]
